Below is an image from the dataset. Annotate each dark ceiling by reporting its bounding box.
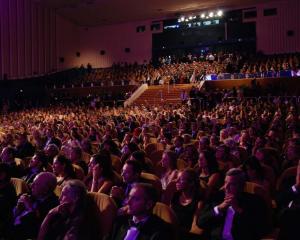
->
[34,0,275,26]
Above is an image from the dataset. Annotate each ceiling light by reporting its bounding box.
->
[209,12,214,18]
[217,10,223,17]
[200,13,205,18]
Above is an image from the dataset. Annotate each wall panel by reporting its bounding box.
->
[0,0,58,79]
[256,0,300,54]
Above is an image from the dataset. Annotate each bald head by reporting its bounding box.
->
[31,172,57,198]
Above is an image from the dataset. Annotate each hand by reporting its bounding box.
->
[48,202,71,219]
[217,194,234,212]
[110,186,124,199]
[18,194,33,211]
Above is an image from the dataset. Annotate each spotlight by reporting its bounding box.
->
[189,16,193,20]
[217,10,223,17]
[200,13,205,19]
[209,12,214,18]
[180,17,185,21]
[178,19,181,22]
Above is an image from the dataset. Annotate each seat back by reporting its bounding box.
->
[148,150,164,166]
[73,164,85,180]
[87,192,117,239]
[111,154,122,173]
[153,202,178,226]
[141,172,162,198]
[10,178,29,196]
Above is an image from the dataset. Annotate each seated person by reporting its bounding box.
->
[69,146,88,175]
[0,146,24,178]
[85,151,114,194]
[110,160,142,208]
[0,163,17,239]
[108,183,171,240]
[160,151,178,190]
[129,150,154,174]
[52,154,76,187]
[15,132,35,159]
[242,156,271,193]
[196,150,222,200]
[171,169,204,239]
[38,180,97,240]
[22,150,48,184]
[197,168,270,240]
[277,160,300,240]
[13,172,59,239]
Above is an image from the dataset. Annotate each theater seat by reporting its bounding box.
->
[87,192,117,239]
[73,164,85,180]
[141,172,162,198]
[10,177,29,196]
[153,201,178,225]
[54,185,62,197]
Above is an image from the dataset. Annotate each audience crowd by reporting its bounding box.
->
[0,83,300,239]
[49,52,300,88]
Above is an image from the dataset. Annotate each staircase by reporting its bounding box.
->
[133,84,194,106]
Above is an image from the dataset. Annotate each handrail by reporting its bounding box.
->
[124,83,148,107]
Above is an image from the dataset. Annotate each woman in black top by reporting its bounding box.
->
[171,168,204,240]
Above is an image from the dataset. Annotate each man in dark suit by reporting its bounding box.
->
[15,132,35,159]
[0,163,17,239]
[277,160,300,240]
[197,168,270,240]
[13,172,59,239]
[110,160,142,208]
[109,183,171,240]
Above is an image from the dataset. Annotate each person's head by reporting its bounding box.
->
[286,145,300,163]
[161,150,177,170]
[130,150,146,165]
[183,134,192,144]
[242,156,264,181]
[16,133,28,145]
[121,160,142,184]
[88,151,113,179]
[44,144,59,159]
[198,150,219,173]
[176,168,198,192]
[174,136,184,148]
[59,179,87,214]
[224,168,246,197]
[53,154,75,178]
[70,146,82,163]
[199,136,210,151]
[127,183,158,217]
[31,172,57,198]
[0,147,15,164]
[210,134,219,147]
[29,151,48,169]
[254,136,266,149]
[0,163,11,189]
[216,144,230,161]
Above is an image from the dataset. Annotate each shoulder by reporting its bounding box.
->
[145,214,171,230]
